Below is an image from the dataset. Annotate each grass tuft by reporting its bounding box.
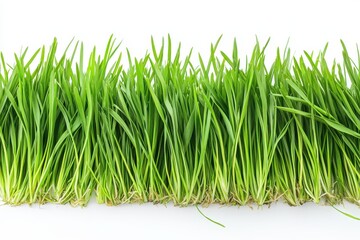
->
[1,37,360,207]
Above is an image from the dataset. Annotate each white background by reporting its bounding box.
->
[1,0,360,239]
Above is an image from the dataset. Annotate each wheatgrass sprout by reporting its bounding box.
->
[0,36,360,207]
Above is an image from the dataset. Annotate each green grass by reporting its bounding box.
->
[1,36,360,206]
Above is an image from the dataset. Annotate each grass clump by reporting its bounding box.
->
[1,36,360,206]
